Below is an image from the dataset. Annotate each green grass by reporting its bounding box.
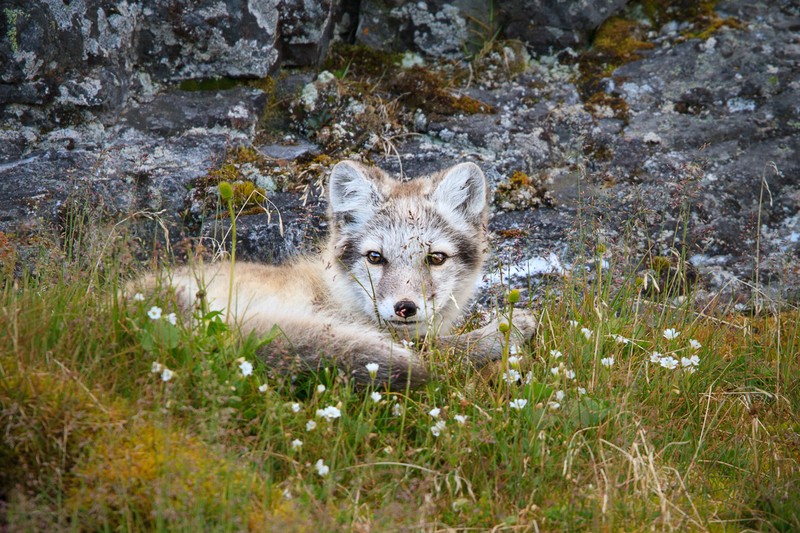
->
[1,214,799,532]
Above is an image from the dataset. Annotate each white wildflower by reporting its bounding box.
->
[370,391,382,403]
[550,366,560,376]
[161,367,174,382]
[548,401,561,410]
[659,356,679,370]
[555,390,565,401]
[568,320,579,328]
[565,369,576,380]
[507,355,521,367]
[509,398,528,410]
[133,293,145,302]
[431,419,446,437]
[612,334,630,344]
[650,351,663,364]
[581,327,593,340]
[400,339,415,348]
[291,439,303,450]
[578,387,587,395]
[147,306,162,320]
[681,355,700,368]
[316,384,326,394]
[166,312,177,326]
[550,349,563,359]
[503,369,522,383]
[291,402,301,413]
[429,407,441,418]
[314,459,329,477]
[365,363,379,378]
[689,339,702,350]
[258,383,268,393]
[663,328,680,340]
[454,414,468,425]
[316,406,342,421]
[151,361,163,374]
[600,357,614,368]
[392,403,403,417]
[239,360,253,377]
[305,420,317,431]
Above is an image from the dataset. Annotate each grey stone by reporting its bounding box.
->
[121,88,268,137]
[0,0,280,130]
[356,0,488,58]
[0,88,265,238]
[501,0,631,52]
[200,193,326,264]
[355,0,629,57]
[258,140,321,160]
[280,0,341,66]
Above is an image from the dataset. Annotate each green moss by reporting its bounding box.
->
[4,8,24,54]
[470,39,530,81]
[195,146,271,215]
[575,14,653,122]
[67,422,273,530]
[322,43,403,79]
[494,170,554,211]
[594,17,655,64]
[0,357,128,497]
[390,67,494,117]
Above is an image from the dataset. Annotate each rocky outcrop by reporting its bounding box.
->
[0,0,346,131]
[354,0,630,57]
[2,0,799,309]
[0,0,281,127]
[500,0,630,52]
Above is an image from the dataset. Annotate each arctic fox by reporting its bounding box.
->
[140,160,535,388]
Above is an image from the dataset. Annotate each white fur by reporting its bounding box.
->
[134,161,535,389]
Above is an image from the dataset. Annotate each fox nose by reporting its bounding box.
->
[394,300,417,319]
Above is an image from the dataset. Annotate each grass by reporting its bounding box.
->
[1,203,799,532]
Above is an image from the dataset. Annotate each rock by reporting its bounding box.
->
[356,0,489,59]
[2,0,800,311]
[257,140,321,160]
[121,88,268,137]
[280,0,341,66]
[501,0,631,52]
[0,88,265,238]
[0,0,280,131]
[137,0,280,82]
[355,0,629,58]
[200,193,326,264]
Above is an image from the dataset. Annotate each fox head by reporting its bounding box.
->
[326,160,490,338]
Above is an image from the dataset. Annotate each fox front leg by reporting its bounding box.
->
[436,309,538,366]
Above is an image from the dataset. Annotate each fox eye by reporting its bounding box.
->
[426,252,448,266]
[366,251,385,265]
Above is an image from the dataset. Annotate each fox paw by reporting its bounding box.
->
[348,344,429,390]
[508,309,538,343]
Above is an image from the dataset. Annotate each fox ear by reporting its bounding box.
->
[432,162,488,223]
[329,161,382,226]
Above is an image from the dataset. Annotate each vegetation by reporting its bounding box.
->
[1,193,798,531]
